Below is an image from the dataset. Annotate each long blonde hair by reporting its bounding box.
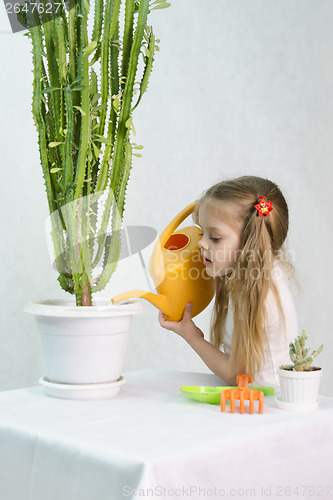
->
[198,176,294,378]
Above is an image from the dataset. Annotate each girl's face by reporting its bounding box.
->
[197,198,243,278]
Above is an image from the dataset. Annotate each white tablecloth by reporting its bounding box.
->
[0,370,332,500]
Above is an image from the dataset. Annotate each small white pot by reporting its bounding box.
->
[25,299,143,387]
[277,367,322,409]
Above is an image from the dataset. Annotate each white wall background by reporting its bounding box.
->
[1,0,333,395]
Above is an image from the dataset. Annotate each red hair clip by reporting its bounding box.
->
[254,195,273,217]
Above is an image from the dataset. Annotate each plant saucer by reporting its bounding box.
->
[275,396,318,411]
[39,376,125,400]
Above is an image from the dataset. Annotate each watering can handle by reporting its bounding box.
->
[158,201,197,250]
[148,202,197,279]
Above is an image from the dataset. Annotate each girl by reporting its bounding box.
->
[159,175,298,387]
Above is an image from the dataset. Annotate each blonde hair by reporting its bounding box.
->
[198,175,294,378]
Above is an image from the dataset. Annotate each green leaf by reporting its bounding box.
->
[133,153,142,157]
[94,134,112,144]
[94,104,107,111]
[71,76,84,86]
[42,86,60,94]
[49,142,63,148]
[73,106,86,116]
[125,117,133,129]
[134,144,144,149]
[50,167,62,173]
[83,40,98,56]
[92,142,102,158]
[72,85,86,92]
[151,2,171,10]
[91,93,101,106]
[112,97,120,112]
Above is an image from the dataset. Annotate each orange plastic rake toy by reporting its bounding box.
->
[220,375,264,414]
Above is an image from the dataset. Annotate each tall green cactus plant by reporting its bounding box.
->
[23,0,170,305]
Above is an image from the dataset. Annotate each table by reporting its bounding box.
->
[0,370,333,500]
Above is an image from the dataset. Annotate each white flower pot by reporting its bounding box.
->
[277,367,322,410]
[25,299,143,393]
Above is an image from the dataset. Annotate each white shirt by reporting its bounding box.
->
[223,260,298,388]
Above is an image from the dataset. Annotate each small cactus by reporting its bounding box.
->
[280,329,323,371]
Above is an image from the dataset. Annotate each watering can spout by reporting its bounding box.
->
[111,290,168,314]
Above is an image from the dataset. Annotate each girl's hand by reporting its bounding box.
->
[158,302,204,343]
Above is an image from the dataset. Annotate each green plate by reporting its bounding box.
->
[180,385,275,405]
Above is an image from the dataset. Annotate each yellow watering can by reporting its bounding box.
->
[110,202,215,321]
